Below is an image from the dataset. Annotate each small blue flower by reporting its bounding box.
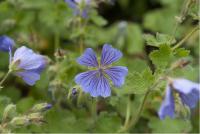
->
[10,46,47,86]
[65,0,90,18]
[0,35,15,52]
[75,44,128,97]
[158,78,200,120]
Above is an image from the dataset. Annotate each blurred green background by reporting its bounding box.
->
[0,0,199,133]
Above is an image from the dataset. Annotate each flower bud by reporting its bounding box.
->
[72,88,77,96]
[27,113,44,124]
[10,116,29,127]
[2,104,17,121]
[31,103,52,113]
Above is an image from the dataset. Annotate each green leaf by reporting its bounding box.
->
[1,86,21,103]
[148,117,192,133]
[144,33,176,47]
[16,97,36,113]
[90,14,107,26]
[174,48,190,57]
[2,104,17,121]
[0,96,11,120]
[117,68,155,94]
[93,112,121,133]
[126,23,144,54]
[150,44,172,68]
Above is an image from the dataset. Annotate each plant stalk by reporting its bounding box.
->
[172,26,199,50]
[0,70,11,89]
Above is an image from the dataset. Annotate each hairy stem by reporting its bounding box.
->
[119,75,165,132]
[170,0,193,43]
[91,98,97,119]
[125,90,150,132]
[172,26,199,50]
[0,70,11,89]
[54,31,60,51]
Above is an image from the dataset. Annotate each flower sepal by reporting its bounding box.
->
[9,59,23,73]
[174,93,191,119]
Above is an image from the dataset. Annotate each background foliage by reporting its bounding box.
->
[0,0,199,133]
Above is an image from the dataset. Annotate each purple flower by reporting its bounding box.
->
[158,78,200,120]
[0,35,15,52]
[65,0,90,18]
[75,44,128,97]
[45,104,53,110]
[9,46,47,86]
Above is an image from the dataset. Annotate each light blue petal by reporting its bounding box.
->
[172,79,200,94]
[77,48,98,67]
[172,79,200,108]
[16,71,40,86]
[75,70,98,93]
[75,70,111,97]
[158,85,175,120]
[65,0,77,8]
[179,89,199,108]
[100,44,122,66]
[104,66,128,87]
[13,46,47,70]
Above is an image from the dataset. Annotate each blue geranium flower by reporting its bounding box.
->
[158,78,200,120]
[9,46,47,86]
[65,0,90,18]
[75,44,128,97]
[0,35,15,52]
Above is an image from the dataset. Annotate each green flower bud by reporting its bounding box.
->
[31,103,52,113]
[10,116,29,127]
[27,113,43,124]
[2,104,17,121]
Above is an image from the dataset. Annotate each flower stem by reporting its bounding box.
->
[128,90,150,129]
[79,36,84,54]
[119,76,165,132]
[54,31,60,51]
[78,17,84,54]
[77,89,83,106]
[0,70,11,89]
[124,97,131,127]
[91,98,97,119]
[170,0,193,44]
[172,26,199,50]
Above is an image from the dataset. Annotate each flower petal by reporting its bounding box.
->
[100,44,122,66]
[172,79,200,108]
[104,66,128,87]
[158,85,175,120]
[65,0,77,8]
[16,71,40,86]
[179,89,199,109]
[77,48,98,67]
[75,71,111,97]
[172,78,200,94]
[13,46,47,70]
[0,35,15,52]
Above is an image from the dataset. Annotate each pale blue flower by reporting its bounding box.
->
[65,0,90,18]
[10,46,47,86]
[75,44,128,97]
[158,78,200,120]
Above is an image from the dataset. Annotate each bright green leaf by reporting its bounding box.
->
[174,48,190,57]
[148,117,192,133]
[117,68,155,94]
[144,33,176,47]
[93,112,121,133]
[150,44,173,68]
